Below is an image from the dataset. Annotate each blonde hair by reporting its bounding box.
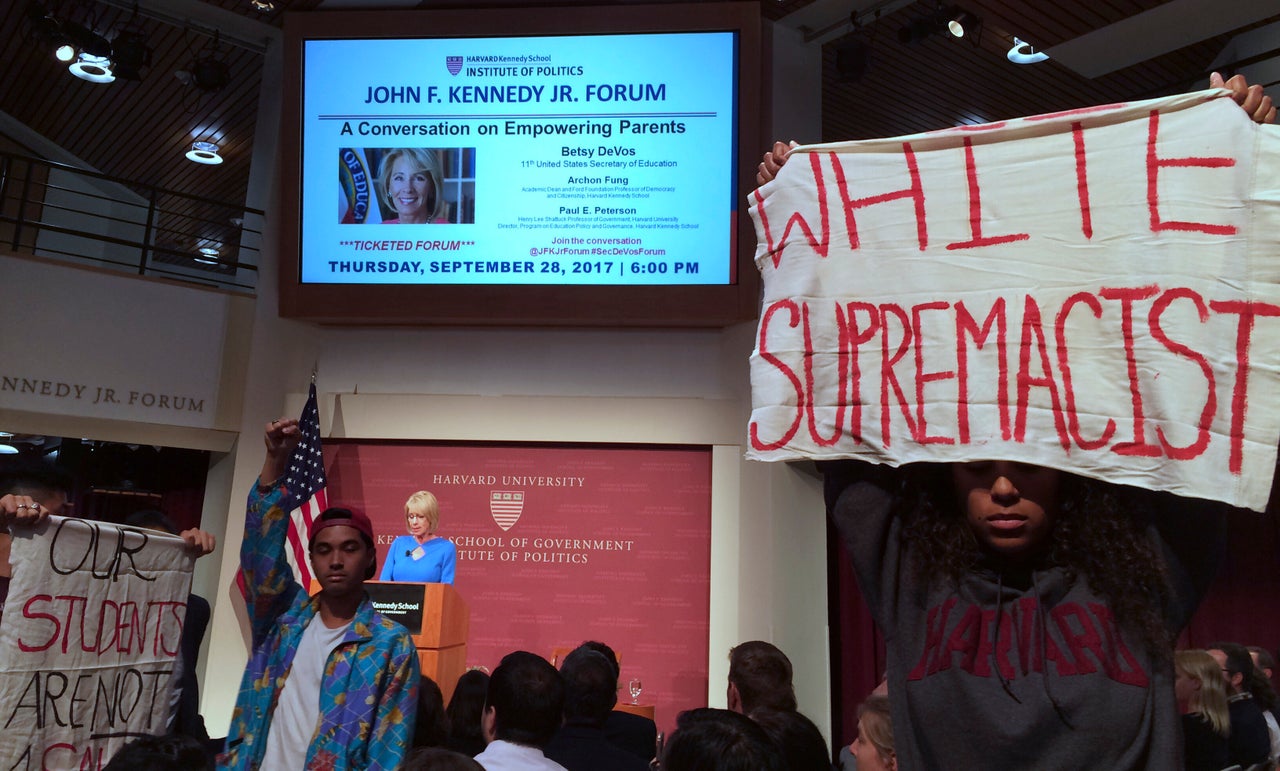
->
[857,694,895,766]
[1176,649,1230,737]
[377,148,445,221]
[405,490,440,533]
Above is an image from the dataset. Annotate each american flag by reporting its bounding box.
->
[282,384,329,587]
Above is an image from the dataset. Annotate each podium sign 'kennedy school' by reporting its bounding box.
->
[747,90,1280,511]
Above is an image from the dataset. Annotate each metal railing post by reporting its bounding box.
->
[140,188,157,275]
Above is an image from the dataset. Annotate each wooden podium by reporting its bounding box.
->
[367,581,470,703]
[312,580,470,702]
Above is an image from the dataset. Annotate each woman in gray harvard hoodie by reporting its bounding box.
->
[823,460,1226,770]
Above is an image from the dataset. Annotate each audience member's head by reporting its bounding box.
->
[560,646,618,728]
[401,746,485,771]
[1248,645,1276,681]
[125,509,179,535]
[580,639,622,682]
[0,462,74,515]
[446,669,490,756]
[662,708,786,771]
[850,695,896,771]
[102,734,213,771]
[1208,641,1256,695]
[1233,643,1279,710]
[727,641,797,714]
[749,707,831,771]
[1175,649,1230,738]
[484,651,564,748]
[414,675,450,748]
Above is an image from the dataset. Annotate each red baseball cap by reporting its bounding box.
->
[308,507,375,547]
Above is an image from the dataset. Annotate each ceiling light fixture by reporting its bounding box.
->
[900,5,981,46]
[897,16,936,46]
[947,10,979,38]
[250,0,275,11]
[180,31,231,92]
[60,19,111,58]
[1007,37,1050,65]
[195,240,222,264]
[69,52,115,83]
[110,28,152,81]
[185,141,223,165]
[24,4,72,61]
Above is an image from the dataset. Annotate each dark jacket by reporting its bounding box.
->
[545,724,651,771]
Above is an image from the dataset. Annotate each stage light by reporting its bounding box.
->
[186,141,224,165]
[250,0,275,11]
[110,28,152,80]
[948,10,979,38]
[60,20,111,58]
[191,56,230,91]
[55,43,75,61]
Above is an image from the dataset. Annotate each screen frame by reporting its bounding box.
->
[278,2,762,327]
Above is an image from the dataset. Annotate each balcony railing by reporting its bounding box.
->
[0,152,264,293]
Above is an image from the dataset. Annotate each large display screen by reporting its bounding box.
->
[280,4,762,325]
[307,32,737,286]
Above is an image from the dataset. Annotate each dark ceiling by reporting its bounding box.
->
[1,0,1276,279]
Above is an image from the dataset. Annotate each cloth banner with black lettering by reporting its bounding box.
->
[746,89,1280,511]
[0,517,193,770]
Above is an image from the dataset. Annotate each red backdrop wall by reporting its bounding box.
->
[324,440,712,733]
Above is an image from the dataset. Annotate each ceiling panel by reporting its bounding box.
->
[2,0,1275,281]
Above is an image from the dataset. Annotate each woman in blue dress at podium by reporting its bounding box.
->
[380,490,457,583]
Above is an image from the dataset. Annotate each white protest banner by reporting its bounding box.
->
[747,90,1280,511]
[0,517,193,770]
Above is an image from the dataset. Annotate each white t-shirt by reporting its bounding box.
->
[1264,709,1280,762]
[261,615,352,770]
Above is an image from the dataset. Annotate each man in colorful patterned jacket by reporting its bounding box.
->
[219,417,420,770]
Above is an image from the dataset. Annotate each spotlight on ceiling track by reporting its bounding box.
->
[947,9,979,38]
[899,5,981,46]
[185,141,224,165]
[191,56,230,91]
[250,0,275,11]
[110,28,152,81]
[61,20,111,58]
[897,16,935,46]
[179,31,231,92]
[24,2,68,60]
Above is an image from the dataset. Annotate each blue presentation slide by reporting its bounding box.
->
[302,32,738,286]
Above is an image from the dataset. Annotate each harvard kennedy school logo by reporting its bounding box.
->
[447,56,463,76]
[490,491,525,531]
